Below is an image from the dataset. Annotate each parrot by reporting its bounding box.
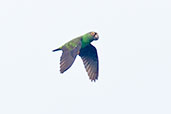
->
[53,32,99,81]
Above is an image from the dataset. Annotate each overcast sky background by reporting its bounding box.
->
[0,0,171,114]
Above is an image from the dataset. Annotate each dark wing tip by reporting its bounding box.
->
[89,72,98,82]
[60,67,67,73]
[60,71,65,74]
[90,78,98,82]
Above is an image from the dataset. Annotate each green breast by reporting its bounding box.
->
[81,34,93,48]
[81,40,90,48]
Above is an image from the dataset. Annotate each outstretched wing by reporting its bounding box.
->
[60,40,81,73]
[79,44,99,81]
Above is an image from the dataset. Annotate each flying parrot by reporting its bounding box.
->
[53,32,99,81]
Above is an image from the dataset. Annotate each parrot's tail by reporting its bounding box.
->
[52,48,61,52]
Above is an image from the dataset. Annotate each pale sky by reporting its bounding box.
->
[0,0,171,114]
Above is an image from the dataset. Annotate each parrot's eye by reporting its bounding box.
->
[90,32,95,36]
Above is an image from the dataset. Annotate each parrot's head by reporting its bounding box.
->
[90,32,99,41]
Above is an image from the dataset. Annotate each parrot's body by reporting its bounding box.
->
[53,32,99,81]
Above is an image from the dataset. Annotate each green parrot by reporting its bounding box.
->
[53,32,99,81]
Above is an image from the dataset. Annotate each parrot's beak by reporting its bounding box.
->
[94,34,99,40]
